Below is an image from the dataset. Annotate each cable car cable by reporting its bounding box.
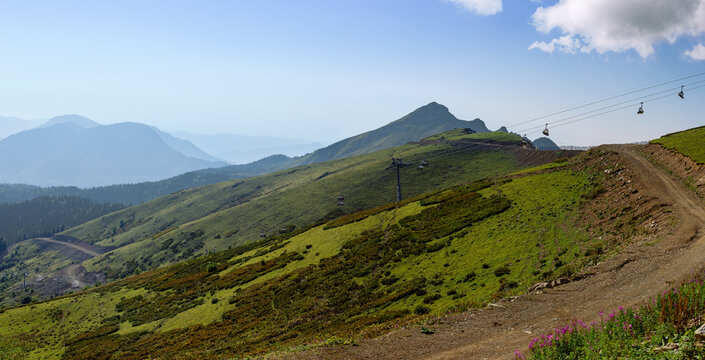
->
[507,70,705,128]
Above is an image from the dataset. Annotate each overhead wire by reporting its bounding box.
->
[507,70,705,128]
[519,82,705,137]
[515,79,705,134]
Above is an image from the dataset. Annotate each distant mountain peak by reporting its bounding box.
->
[294,102,490,165]
[41,114,101,129]
[422,101,447,110]
[532,137,560,150]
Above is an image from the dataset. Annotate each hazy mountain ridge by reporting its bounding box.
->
[38,114,100,129]
[0,116,42,140]
[0,121,226,187]
[173,132,323,164]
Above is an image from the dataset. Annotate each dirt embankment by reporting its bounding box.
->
[639,143,705,200]
[278,144,705,360]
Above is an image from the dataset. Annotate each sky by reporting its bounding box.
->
[0,0,704,147]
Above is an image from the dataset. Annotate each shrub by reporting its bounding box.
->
[494,265,511,277]
[414,305,431,315]
[423,293,442,304]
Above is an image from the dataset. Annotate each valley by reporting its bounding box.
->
[1,119,703,360]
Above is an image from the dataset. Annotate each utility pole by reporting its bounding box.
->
[385,158,408,202]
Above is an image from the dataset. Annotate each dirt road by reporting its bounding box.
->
[2,237,101,259]
[290,145,705,360]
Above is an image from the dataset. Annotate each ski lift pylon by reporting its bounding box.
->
[637,102,644,114]
[679,85,684,99]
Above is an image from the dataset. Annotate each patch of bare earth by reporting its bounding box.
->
[639,143,705,200]
[272,144,705,360]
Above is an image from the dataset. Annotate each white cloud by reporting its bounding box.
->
[529,35,580,54]
[446,0,502,15]
[529,0,705,58]
[685,42,705,60]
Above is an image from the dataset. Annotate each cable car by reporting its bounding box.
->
[420,160,429,167]
[637,102,644,114]
[337,195,344,206]
[259,232,266,238]
[542,124,549,136]
[679,85,684,99]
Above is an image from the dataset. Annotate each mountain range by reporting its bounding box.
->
[172,132,323,165]
[0,103,558,201]
[0,118,227,187]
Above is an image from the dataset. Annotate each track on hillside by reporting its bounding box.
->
[281,145,705,360]
[2,236,110,299]
[2,237,104,259]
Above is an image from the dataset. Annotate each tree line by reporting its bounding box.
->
[0,195,124,247]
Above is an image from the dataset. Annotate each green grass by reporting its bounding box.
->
[521,274,705,359]
[0,337,27,360]
[0,157,609,359]
[63,137,544,283]
[423,129,523,143]
[651,126,705,164]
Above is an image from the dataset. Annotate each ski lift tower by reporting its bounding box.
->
[385,158,409,202]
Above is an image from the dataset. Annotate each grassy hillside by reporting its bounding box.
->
[0,155,290,206]
[423,129,524,143]
[289,102,490,165]
[57,131,556,281]
[651,126,705,164]
[0,154,608,359]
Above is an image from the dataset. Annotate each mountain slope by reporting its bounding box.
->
[0,116,40,139]
[291,102,489,165]
[0,155,288,205]
[53,131,576,282]
[0,122,226,187]
[151,127,224,163]
[0,145,651,360]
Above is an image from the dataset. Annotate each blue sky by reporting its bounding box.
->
[0,0,703,146]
